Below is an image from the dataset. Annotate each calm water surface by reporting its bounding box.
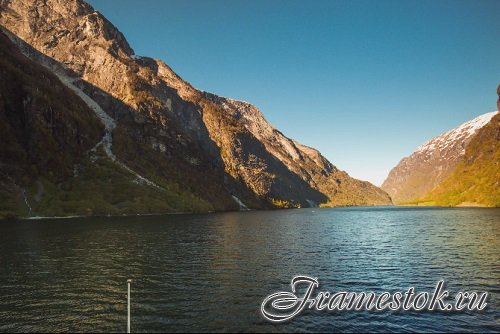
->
[0,207,499,332]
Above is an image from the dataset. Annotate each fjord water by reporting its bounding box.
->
[0,207,499,332]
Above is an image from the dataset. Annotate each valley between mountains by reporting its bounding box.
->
[1,0,498,218]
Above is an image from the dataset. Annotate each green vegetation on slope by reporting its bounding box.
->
[28,148,214,217]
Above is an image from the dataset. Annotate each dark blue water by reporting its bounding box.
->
[0,207,499,332]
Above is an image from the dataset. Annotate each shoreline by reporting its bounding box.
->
[397,203,495,208]
[2,204,499,221]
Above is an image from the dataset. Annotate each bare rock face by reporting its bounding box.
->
[498,84,500,111]
[382,111,498,204]
[0,0,391,212]
[0,0,132,97]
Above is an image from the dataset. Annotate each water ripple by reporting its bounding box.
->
[0,207,498,332]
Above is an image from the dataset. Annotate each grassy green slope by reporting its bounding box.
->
[29,148,213,217]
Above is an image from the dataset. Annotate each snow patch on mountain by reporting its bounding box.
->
[416,111,497,155]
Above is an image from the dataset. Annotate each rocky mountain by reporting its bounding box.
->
[415,88,500,207]
[0,30,229,217]
[0,0,391,218]
[382,110,498,205]
[0,30,103,217]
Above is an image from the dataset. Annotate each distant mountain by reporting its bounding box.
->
[382,109,499,206]
[0,0,390,217]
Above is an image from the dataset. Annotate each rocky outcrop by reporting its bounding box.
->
[382,111,498,204]
[0,0,391,217]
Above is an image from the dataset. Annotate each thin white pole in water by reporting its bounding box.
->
[127,279,132,333]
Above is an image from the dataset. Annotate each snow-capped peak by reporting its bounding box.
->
[416,111,497,154]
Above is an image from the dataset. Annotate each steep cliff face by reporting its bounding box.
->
[0,0,391,217]
[0,31,231,217]
[382,111,498,204]
[161,68,391,206]
[0,30,103,216]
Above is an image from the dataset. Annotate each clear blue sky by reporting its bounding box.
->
[86,0,500,185]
